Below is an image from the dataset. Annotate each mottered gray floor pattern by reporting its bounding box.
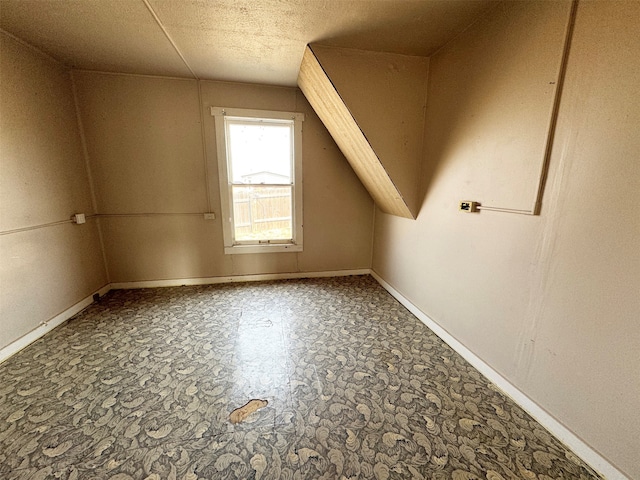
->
[0,275,601,479]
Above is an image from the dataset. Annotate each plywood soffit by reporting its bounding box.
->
[298,45,428,219]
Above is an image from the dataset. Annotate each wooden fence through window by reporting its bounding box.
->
[232,186,292,240]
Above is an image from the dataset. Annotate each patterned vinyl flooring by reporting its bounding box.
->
[0,275,601,479]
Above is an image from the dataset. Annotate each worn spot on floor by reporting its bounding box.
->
[229,399,268,424]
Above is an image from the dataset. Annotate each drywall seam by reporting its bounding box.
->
[141,0,198,79]
[71,69,195,82]
[69,70,296,89]
[110,269,371,289]
[474,0,577,216]
[516,75,579,384]
[371,270,629,480]
[200,77,294,90]
[70,70,110,281]
[70,71,99,215]
[369,205,377,269]
[429,2,501,59]
[296,89,304,280]
[93,216,111,283]
[0,28,64,66]
[514,218,547,381]
[0,284,111,364]
[197,80,212,212]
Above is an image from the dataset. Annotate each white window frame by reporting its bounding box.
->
[211,107,304,254]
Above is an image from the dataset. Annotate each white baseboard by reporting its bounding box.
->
[0,284,111,364]
[109,269,371,290]
[1,269,625,478]
[370,270,627,480]
[1,270,370,364]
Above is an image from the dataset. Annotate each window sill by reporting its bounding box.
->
[224,243,303,255]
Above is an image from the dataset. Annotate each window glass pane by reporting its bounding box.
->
[232,185,292,241]
[228,122,292,184]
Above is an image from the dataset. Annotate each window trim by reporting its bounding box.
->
[211,107,304,255]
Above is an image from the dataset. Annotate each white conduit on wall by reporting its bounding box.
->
[476,0,578,216]
[0,213,215,236]
[3,0,215,240]
[0,214,98,236]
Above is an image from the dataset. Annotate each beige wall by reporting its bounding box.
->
[417,0,572,213]
[3,1,637,474]
[372,1,639,477]
[0,33,108,350]
[73,73,373,283]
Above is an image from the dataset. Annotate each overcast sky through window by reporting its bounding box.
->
[228,122,292,184]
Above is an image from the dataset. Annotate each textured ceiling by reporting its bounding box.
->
[0,0,498,86]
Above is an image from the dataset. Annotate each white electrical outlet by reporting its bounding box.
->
[203,213,216,220]
[72,213,86,224]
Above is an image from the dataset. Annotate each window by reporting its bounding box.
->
[211,107,304,254]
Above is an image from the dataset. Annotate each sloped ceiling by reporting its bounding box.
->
[0,0,498,86]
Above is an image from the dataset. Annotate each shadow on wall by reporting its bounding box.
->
[417,1,572,215]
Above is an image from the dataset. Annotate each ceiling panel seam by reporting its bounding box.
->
[141,0,198,79]
[70,70,196,82]
[0,28,65,67]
